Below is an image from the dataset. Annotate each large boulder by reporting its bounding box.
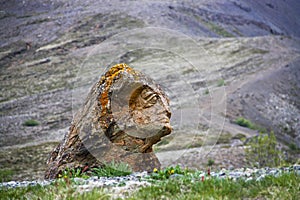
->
[45,63,172,179]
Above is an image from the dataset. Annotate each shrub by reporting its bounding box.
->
[245,131,283,168]
[207,159,215,166]
[235,117,254,129]
[204,89,209,95]
[23,119,39,126]
[235,117,267,133]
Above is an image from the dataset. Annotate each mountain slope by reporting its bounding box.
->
[0,0,299,180]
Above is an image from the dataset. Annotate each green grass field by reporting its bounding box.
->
[1,168,299,200]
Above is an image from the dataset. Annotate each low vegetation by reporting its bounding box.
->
[234,117,291,168]
[235,117,266,132]
[232,133,247,141]
[235,117,255,129]
[0,169,14,182]
[204,88,209,95]
[288,143,300,152]
[59,161,133,179]
[149,165,189,180]
[1,165,299,199]
[217,79,225,87]
[23,119,40,127]
[207,159,215,166]
[217,132,232,144]
[0,180,110,200]
[59,168,90,179]
[92,161,132,178]
[204,21,235,37]
[129,171,300,200]
[245,131,284,168]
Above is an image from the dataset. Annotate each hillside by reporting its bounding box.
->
[0,0,299,180]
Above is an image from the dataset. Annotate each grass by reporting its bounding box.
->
[217,132,232,144]
[23,119,40,126]
[217,79,225,87]
[0,180,110,200]
[203,20,234,38]
[232,133,247,141]
[186,141,203,149]
[92,161,132,178]
[150,165,189,180]
[1,166,299,199]
[185,11,234,38]
[58,161,133,179]
[128,172,300,200]
[1,160,132,199]
[210,24,234,37]
[0,169,14,182]
[59,168,90,179]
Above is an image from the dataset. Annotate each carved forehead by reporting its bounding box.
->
[130,85,165,101]
[132,85,153,95]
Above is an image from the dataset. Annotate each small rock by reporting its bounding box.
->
[293,165,300,175]
[229,171,244,178]
[256,174,266,181]
[246,177,253,182]
[132,171,148,178]
[219,172,226,176]
[73,177,86,184]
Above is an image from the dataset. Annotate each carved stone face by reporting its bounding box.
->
[105,65,172,150]
[129,86,171,127]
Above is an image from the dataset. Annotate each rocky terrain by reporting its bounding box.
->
[0,0,300,181]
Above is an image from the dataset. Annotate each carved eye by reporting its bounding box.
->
[148,95,157,104]
[142,93,158,108]
[130,86,159,110]
[141,89,153,99]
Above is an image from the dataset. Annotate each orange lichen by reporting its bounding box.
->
[99,63,132,115]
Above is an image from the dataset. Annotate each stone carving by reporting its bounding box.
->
[45,63,172,179]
